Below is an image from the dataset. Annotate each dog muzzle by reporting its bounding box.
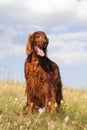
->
[34,46,45,57]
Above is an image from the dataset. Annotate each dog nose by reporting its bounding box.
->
[42,41,47,45]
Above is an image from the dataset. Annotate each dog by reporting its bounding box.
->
[23,31,62,114]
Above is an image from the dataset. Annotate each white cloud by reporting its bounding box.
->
[49,26,68,32]
[0,0,14,5]
[28,0,76,14]
[57,44,87,65]
[0,0,87,25]
[0,25,25,57]
[48,32,87,66]
[76,0,87,23]
[0,43,25,57]
[56,32,87,42]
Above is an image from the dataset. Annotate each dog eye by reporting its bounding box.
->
[36,35,40,38]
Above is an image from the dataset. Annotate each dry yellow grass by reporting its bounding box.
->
[0,80,87,130]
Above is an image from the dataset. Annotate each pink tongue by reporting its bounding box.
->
[35,46,45,57]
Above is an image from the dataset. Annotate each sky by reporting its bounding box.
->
[0,0,87,88]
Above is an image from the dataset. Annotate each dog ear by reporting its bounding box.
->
[26,34,33,55]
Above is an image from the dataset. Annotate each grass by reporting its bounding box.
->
[0,80,87,130]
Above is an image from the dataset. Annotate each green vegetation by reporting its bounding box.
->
[0,80,87,130]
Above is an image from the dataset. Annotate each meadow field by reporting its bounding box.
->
[0,80,87,130]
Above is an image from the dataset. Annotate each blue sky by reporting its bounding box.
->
[0,0,87,88]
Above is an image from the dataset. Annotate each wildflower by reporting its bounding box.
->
[38,108,43,113]
[48,121,55,130]
[20,125,23,130]
[15,98,18,101]
[61,100,64,105]
[26,121,31,127]
[64,116,69,123]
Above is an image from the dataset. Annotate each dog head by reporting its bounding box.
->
[26,31,49,57]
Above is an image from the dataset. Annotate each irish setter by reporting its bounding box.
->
[23,31,62,114]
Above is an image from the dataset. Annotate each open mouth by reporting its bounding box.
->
[34,46,45,57]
